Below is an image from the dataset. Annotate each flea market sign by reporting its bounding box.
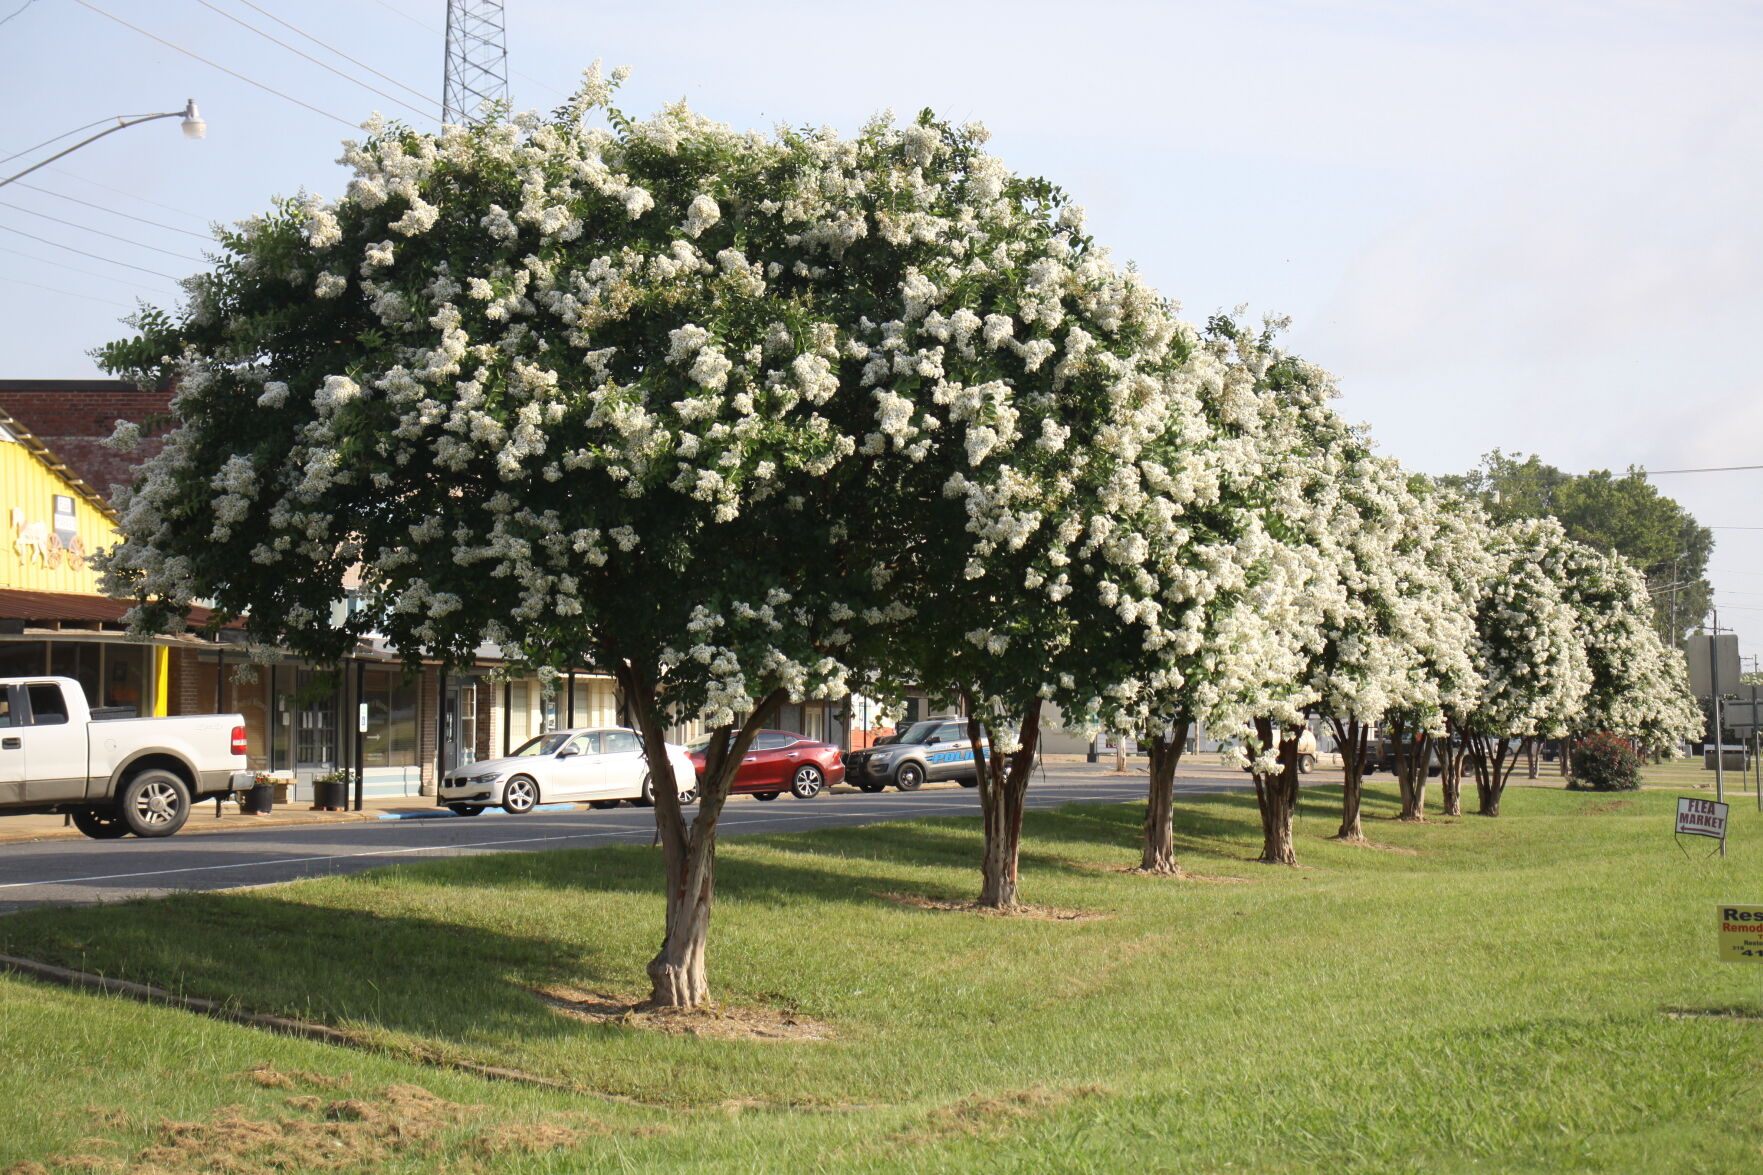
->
[1676,796,1728,841]
[1717,905,1763,963]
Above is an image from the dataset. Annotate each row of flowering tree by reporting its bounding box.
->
[96,72,1701,1008]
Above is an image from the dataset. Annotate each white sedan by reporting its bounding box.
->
[439,727,698,815]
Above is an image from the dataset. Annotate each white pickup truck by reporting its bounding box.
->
[0,676,250,839]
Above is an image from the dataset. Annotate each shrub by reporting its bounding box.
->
[1569,732,1642,791]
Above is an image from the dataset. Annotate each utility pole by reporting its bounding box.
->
[443,0,510,125]
[1708,609,1730,854]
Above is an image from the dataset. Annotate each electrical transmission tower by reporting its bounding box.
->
[443,0,509,125]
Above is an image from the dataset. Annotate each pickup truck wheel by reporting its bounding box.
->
[587,799,621,810]
[957,776,979,788]
[856,781,886,793]
[1299,754,1316,774]
[447,803,483,816]
[753,791,780,801]
[501,776,539,814]
[894,763,925,792]
[118,770,191,838]
[70,807,129,839]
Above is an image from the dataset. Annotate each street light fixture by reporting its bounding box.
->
[0,100,205,189]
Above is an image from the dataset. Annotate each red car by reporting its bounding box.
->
[685,729,845,800]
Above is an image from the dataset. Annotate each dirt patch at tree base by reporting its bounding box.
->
[11,1075,633,1175]
[1324,835,1419,855]
[891,1084,1108,1145]
[1664,1007,1763,1023]
[875,892,1109,921]
[531,984,833,1041]
[1109,865,1252,883]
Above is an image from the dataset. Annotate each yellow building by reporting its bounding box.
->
[0,407,182,716]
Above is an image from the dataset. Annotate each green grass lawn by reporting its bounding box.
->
[1,781,1759,1173]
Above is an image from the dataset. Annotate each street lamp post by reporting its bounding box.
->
[0,100,205,189]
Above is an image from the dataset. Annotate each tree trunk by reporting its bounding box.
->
[1440,719,1463,817]
[619,662,785,1009]
[1526,737,1540,779]
[1466,733,1515,817]
[971,702,1042,909]
[1397,726,1431,821]
[1139,722,1189,873]
[1330,716,1367,841]
[1252,717,1300,865]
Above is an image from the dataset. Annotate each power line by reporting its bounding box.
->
[47,166,211,226]
[0,274,132,309]
[71,0,359,129]
[192,0,440,121]
[0,243,178,295]
[0,223,181,280]
[0,116,116,167]
[227,0,440,111]
[0,0,40,29]
[0,199,205,261]
[1644,464,1763,476]
[11,181,211,240]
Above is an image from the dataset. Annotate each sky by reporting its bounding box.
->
[2,0,1761,662]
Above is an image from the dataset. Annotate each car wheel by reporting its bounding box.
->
[894,763,924,792]
[118,770,191,838]
[70,807,129,839]
[447,803,483,816]
[678,787,697,805]
[789,764,824,799]
[588,799,621,810]
[857,781,886,793]
[633,773,656,807]
[753,791,780,802]
[957,776,979,788]
[1300,754,1316,774]
[502,776,539,814]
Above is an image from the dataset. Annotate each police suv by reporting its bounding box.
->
[842,717,986,792]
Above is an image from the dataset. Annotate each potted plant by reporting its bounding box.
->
[311,768,353,811]
[240,771,276,815]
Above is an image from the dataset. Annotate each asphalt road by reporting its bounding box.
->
[0,765,1255,915]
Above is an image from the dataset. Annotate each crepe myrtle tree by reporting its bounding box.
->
[1553,543,1702,767]
[1303,461,1479,843]
[1077,320,1328,876]
[832,171,1213,910]
[1195,318,1369,866]
[1449,518,1592,817]
[98,72,1135,1004]
[1384,489,1488,821]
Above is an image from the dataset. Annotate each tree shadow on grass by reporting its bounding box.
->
[0,892,601,1053]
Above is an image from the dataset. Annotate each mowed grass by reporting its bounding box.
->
[1,781,1760,1173]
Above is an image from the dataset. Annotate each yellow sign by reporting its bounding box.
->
[1718,905,1763,963]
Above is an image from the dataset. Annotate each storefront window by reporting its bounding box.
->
[104,645,146,712]
[363,668,420,768]
[49,642,99,705]
[0,642,47,678]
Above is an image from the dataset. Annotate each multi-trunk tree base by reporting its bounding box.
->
[1139,724,1189,874]
[1252,718,1301,866]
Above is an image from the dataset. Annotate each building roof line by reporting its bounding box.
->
[0,403,121,523]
